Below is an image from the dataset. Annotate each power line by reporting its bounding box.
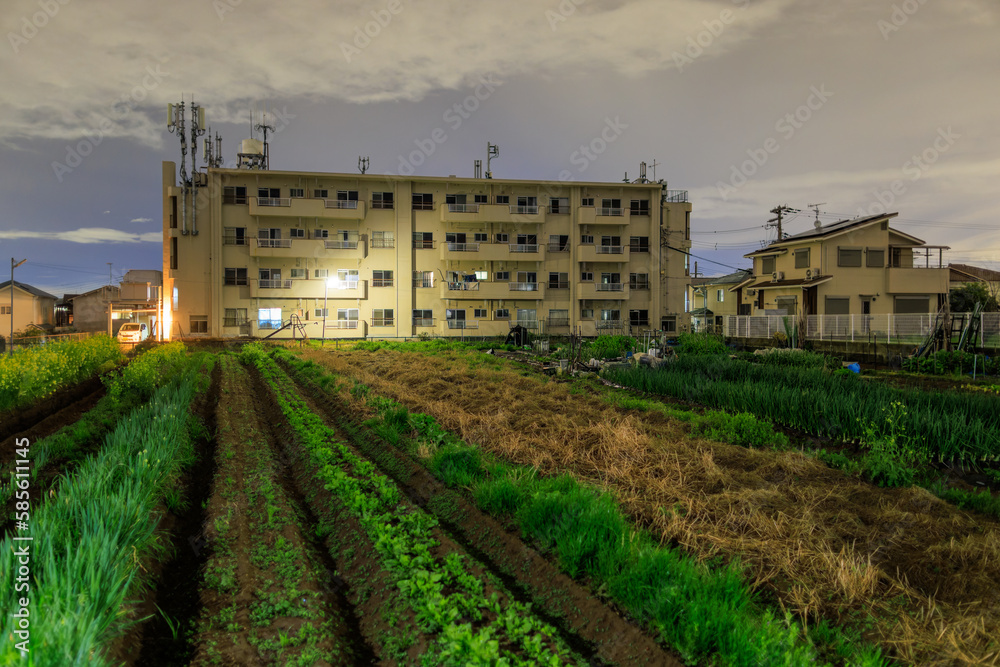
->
[663,244,748,273]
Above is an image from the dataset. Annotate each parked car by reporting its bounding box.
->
[116,322,148,343]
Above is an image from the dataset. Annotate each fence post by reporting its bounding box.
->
[851,315,854,342]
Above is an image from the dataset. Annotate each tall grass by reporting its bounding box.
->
[604,357,1000,463]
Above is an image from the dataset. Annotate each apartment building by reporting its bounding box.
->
[161,162,692,339]
[734,212,949,318]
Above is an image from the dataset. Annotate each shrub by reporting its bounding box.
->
[676,332,728,355]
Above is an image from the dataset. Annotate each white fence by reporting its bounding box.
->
[725,313,1000,346]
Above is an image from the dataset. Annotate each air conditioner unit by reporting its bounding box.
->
[777,271,784,280]
[805,269,812,280]
[811,268,821,278]
[771,271,784,282]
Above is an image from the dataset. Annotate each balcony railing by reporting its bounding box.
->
[371,318,394,327]
[596,245,624,254]
[447,281,479,291]
[327,320,360,329]
[413,318,436,326]
[629,282,650,291]
[412,201,434,211]
[370,200,394,210]
[259,279,293,289]
[257,238,292,248]
[324,240,359,249]
[413,240,435,249]
[370,238,395,248]
[509,244,539,253]
[509,282,539,292]
[511,205,540,215]
[664,190,688,203]
[447,203,480,213]
[547,281,569,290]
[597,319,624,328]
[514,320,539,329]
[223,235,248,245]
[413,279,434,288]
[256,197,290,207]
[446,242,480,252]
[596,283,624,292]
[328,280,360,290]
[372,279,394,288]
[324,200,359,209]
[547,243,570,253]
[548,318,570,327]
[598,207,624,216]
[447,320,479,329]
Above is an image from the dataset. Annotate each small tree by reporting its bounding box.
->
[949,282,999,313]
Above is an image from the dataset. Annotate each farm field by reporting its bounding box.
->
[296,343,1000,665]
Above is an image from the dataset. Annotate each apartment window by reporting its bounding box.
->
[190,316,208,334]
[516,309,536,325]
[474,270,488,280]
[629,273,649,290]
[372,309,394,326]
[600,272,621,289]
[223,227,247,245]
[372,191,394,209]
[549,235,569,252]
[258,187,280,199]
[629,199,650,216]
[580,271,594,282]
[515,196,538,214]
[515,233,537,247]
[258,308,282,329]
[494,271,510,281]
[581,197,594,207]
[223,308,247,327]
[412,193,434,210]
[0,306,10,315]
[337,308,359,323]
[413,232,433,249]
[761,256,776,275]
[495,232,509,243]
[413,309,434,325]
[628,236,649,253]
[867,248,885,267]
[170,237,178,270]
[313,229,329,239]
[580,234,594,245]
[629,310,649,327]
[413,271,434,288]
[337,190,359,203]
[717,289,725,302]
[314,269,329,278]
[223,186,247,204]
[314,308,329,318]
[289,188,304,198]
[314,188,329,198]
[838,248,863,267]
[549,309,569,325]
[494,308,510,319]
[601,309,620,322]
[550,197,569,214]
[372,270,393,287]
[474,194,488,204]
[548,272,568,289]
[335,269,359,288]
[474,232,489,243]
[826,297,850,315]
[169,196,177,228]
[290,268,306,279]
[794,249,811,269]
[474,308,488,318]
[494,195,509,205]
[371,230,394,248]
[259,268,281,281]
[662,316,677,333]
[581,308,594,319]
[601,198,622,215]
[224,268,248,286]
[289,228,305,238]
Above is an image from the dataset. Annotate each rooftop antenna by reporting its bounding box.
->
[808,202,826,229]
[473,159,482,179]
[167,97,189,235]
[189,99,206,235]
[650,159,660,182]
[638,161,647,183]
[254,103,275,170]
[486,142,499,179]
[622,172,629,183]
[358,156,369,174]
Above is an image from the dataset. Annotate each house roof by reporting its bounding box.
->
[695,269,753,286]
[742,276,833,290]
[743,212,930,258]
[689,307,714,317]
[0,280,57,301]
[950,263,1000,282]
[70,285,120,300]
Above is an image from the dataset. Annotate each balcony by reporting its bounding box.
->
[256,197,290,207]
[441,281,508,300]
[663,190,689,203]
[439,242,545,262]
[448,203,480,214]
[577,245,631,264]
[320,239,363,259]
[248,197,366,220]
[577,207,631,226]
[887,267,949,294]
[577,283,630,300]
[324,239,360,250]
[445,242,480,253]
[509,243,540,254]
[257,238,291,248]
[258,279,292,289]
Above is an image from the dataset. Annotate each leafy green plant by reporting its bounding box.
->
[858,401,926,487]
[676,331,728,355]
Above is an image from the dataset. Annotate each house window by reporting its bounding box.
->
[629,310,649,326]
[494,195,509,205]
[894,296,930,314]
[224,268,248,286]
[494,308,510,319]
[290,268,306,279]
[337,308,359,324]
[775,296,797,315]
[867,249,885,267]
[474,194,488,204]
[549,235,569,251]
[314,269,329,278]
[717,289,725,302]
[629,273,649,290]
[494,271,510,281]
[661,316,677,333]
[474,232,489,243]
[838,248,863,267]
[474,308,488,318]
[629,199,650,216]
[371,230,394,248]
[413,232,433,249]
[516,309,536,325]
[372,270,393,287]
[580,271,593,282]
[580,234,594,245]
[190,316,208,334]
[825,297,850,315]
[314,308,329,318]
[581,308,594,319]
[372,309,394,326]
[258,308,282,329]
[169,196,177,228]
[372,192,394,209]
[601,309,620,322]
[335,269,360,288]
[337,190,359,203]
[600,198,622,215]
[223,308,247,327]
[628,236,649,253]
[413,271,433,288]
[412,193,434,210]
[550,197,569,214]
[413,309,434,325]
[515,196,538,213]
[289,188,304,198]
[223,227,247,245]
[495,232,509,243]
[474,270,488,280]
[761,256,776,275]
[548,272,568,289]
[223,186,247,204]
[289,228,305,238]
[314,189,329,199]
[0,306,10,315]
[258,187,280,199]
[170,237,178,270]
[581,197,594,207]
[313,229,329,239]
[794,249,810,268]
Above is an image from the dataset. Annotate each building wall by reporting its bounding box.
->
[163,163,691,339]
[0,288,53,335]
[71,287,118,333]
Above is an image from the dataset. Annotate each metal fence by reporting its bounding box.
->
[7,331,97,350]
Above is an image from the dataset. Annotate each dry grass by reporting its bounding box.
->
[302,348,1000,665]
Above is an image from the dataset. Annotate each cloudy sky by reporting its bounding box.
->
[1,0,998,295]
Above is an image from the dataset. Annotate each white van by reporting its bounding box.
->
[117,322,149,343]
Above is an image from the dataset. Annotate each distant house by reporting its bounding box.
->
[735,212,949,318]
[949,263,1000,298]
[70,286,120,333]
[688,269,753,331]
[0,280,57,337]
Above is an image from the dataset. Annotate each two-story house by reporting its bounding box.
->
[688,269,753,332]
[734,212,949,320]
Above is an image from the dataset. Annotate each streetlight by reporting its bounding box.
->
[10,258,26,355]
[322,277,338,346]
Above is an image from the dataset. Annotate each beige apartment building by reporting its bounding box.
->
[733,212,949,318]
[161,162,692,340]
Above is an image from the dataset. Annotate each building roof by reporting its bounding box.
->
[742,276,833,290]
[744,212,930,258]
[70,285,120,300]
[691,269,752,289]
[950,263,1000,283]
[689,307,714,317]
[0,280,57,301]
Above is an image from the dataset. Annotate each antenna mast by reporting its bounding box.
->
[358,156,369,174]
[167,98,189,234]
[254,105,276,170]
[486,142,499,179]
[807,202,826,229]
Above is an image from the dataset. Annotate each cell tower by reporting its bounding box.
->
[485,142,499,179]
[167,97,208,235]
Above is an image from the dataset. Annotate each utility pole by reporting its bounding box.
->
[10,258,26,355]
[107,262,112,286]
[767,205,799,241]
